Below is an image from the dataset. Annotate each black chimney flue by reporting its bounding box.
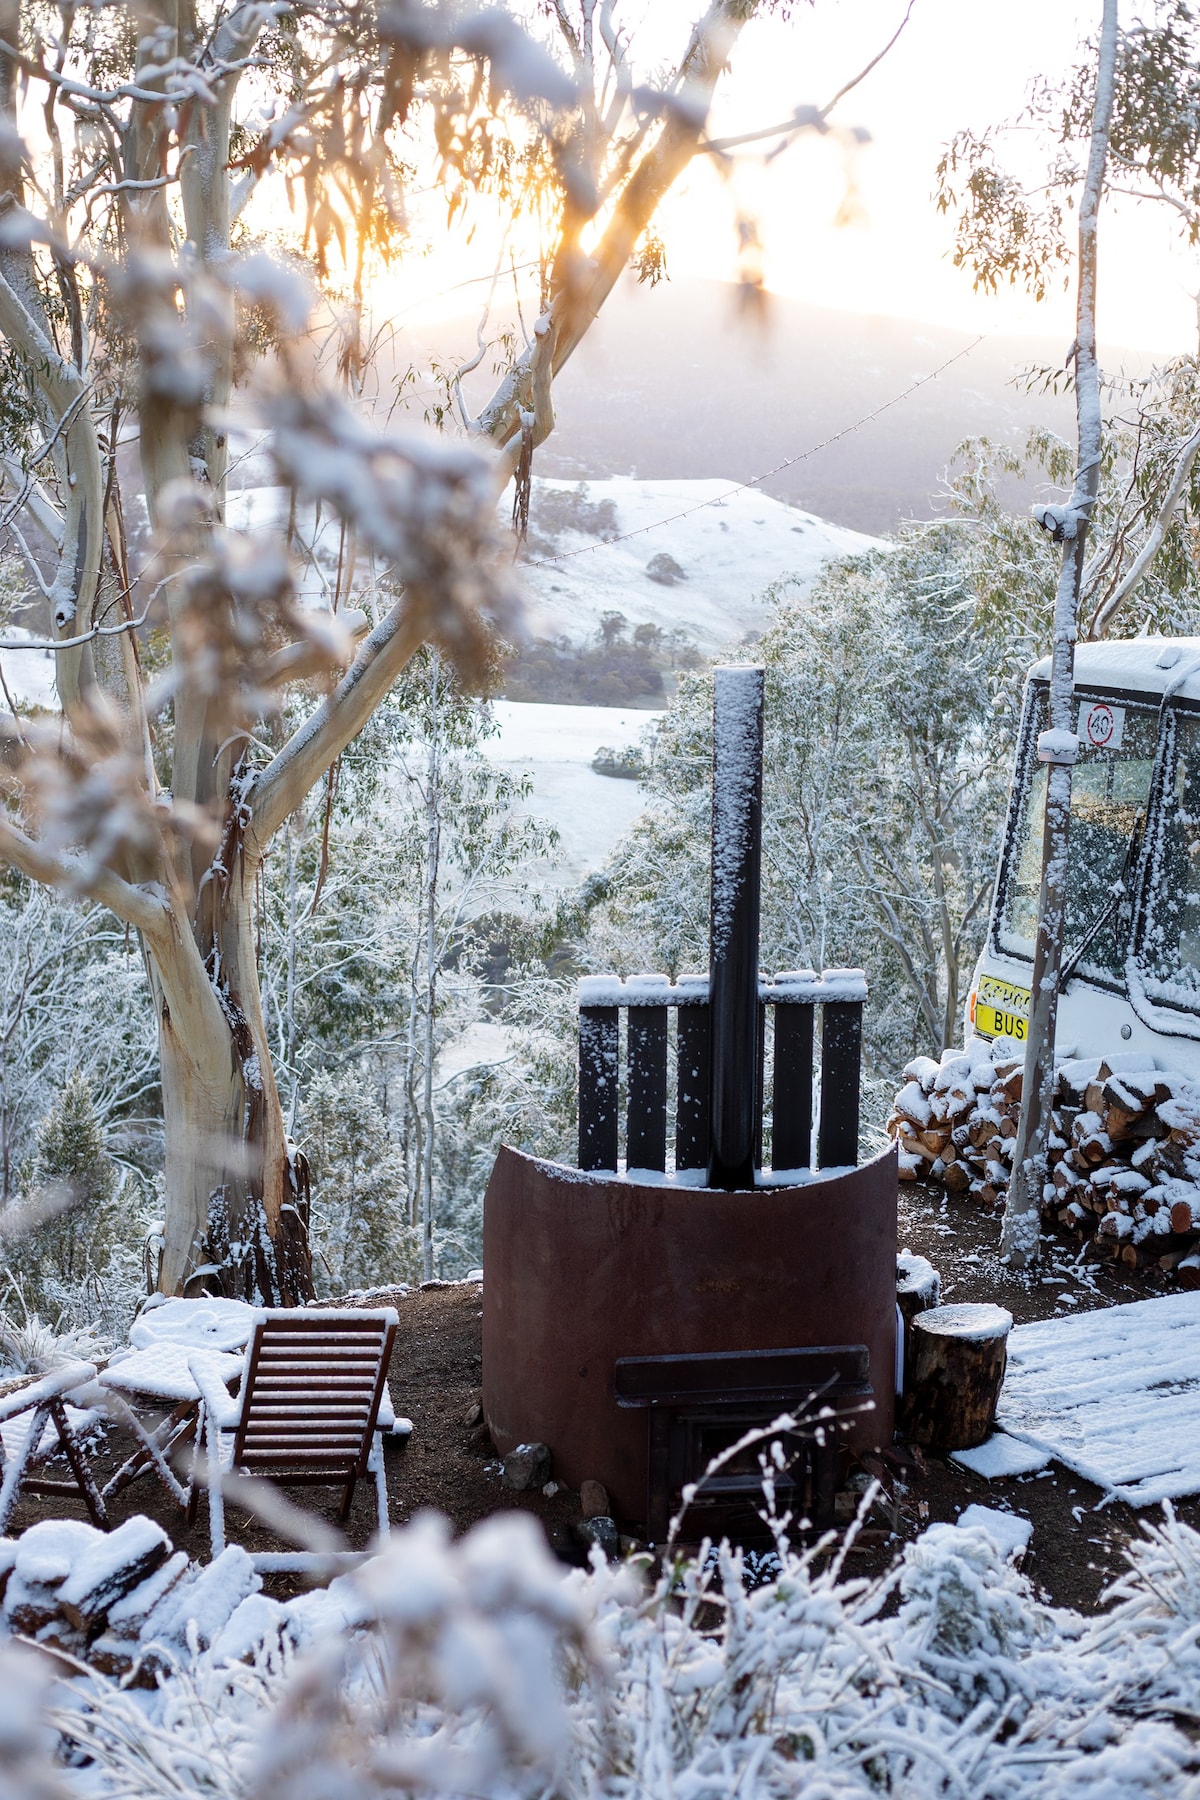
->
[707,665,764,1189]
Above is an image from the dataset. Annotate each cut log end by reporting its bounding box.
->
[903,1302,1012,1452]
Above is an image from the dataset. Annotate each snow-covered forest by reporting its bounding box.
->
[13,0,1200,1791]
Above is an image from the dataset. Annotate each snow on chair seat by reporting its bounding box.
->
[188,1308,399,1573]
[0,1361,107,1533]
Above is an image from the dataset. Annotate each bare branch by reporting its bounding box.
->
[0,596,153,653]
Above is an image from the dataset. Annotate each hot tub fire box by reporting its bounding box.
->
[482,666,898,1540]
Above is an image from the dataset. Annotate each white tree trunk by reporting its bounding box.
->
[150,859,305,1300]
[1002,0,1119,1265]
[420,660,442,1283]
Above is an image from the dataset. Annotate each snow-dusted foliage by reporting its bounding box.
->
[300,1069,418,1293]
[261,652,556,1279]
[18,1505,1200,1796]
[0,885,157,1204]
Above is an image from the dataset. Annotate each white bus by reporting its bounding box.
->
[966,637,1200,1079]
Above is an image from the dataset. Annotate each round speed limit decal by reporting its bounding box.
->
[1078,699,1125,750]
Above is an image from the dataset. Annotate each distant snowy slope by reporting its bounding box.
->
[0,628,62,710]
[518,477,880,652]
[482,701,660,889]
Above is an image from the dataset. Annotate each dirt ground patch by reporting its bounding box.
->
[10,1189,1197,1613]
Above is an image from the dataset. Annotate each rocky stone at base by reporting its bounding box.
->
[502,1442,552,1491]
[577,1515,620,1559]
[580,1479,610,1520]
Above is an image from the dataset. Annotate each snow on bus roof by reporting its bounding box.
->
[1029,637,1200,701]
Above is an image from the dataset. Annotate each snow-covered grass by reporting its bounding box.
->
[16,1499,1200,1796]
[0,1308,109,1378]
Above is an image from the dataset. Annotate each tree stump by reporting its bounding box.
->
[896,1253,941,1392]
[905,1303,1013,1450]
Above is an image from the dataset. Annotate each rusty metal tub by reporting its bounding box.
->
[482,1141,898,1527]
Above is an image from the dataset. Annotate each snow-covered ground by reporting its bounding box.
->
[521,476,881,653]
[481,699,661,889]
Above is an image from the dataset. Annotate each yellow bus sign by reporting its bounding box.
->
[974,973,1031,1043]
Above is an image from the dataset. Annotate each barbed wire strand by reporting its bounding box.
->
[524,333,987,569]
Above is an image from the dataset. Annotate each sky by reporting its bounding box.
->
[393,1,1200,360]
[653,0,1197,355]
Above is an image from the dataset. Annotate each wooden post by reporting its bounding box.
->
[675,986,711,1172]
[818,996,862,1168]
[896,1253,941,1397]
[708,666,765,1190]
[772,1001,815,1172]
[627,1007,668,1172]
[578,1005,619,1172]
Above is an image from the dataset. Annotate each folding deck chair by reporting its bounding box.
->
[0,1361,107,1533]
[188,1308,399,1572]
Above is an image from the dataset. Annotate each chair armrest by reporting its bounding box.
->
[0,1361,98,1422]
[187,1354,242,1429]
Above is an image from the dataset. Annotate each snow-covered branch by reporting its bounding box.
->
[0,816,167,936]
[1088,420,1200,637]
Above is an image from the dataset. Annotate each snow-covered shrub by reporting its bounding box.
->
[24,1503,1200,1798]
[1108,1503,1200,1624]
[50,1511,605,1800]
[893,1520,1052,1714]
[300,1068,419,1294]
[3,1075,149,1338]
[0,1305,109,1378]
[0,888,159,1203]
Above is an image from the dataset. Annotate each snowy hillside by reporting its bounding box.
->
[519,476,880,653]
[482,700,660,888]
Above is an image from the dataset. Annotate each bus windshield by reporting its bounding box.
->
[1136,708,1200,1007]
[995,685,1158,988]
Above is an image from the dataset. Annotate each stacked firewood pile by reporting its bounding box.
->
[0,1514,277,1677]
[888,1045,1022,1204]
[887,1044,1200,1281]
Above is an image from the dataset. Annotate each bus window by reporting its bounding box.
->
[1137,710,1200,1005]
[996,687,1157,986]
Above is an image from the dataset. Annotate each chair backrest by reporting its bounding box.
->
[232,1309,398,1482]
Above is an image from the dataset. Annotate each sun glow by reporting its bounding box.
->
[375,0,1200,360]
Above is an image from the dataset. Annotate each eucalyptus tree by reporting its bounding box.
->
[259,649,554,1283]
[0,0,841,1299]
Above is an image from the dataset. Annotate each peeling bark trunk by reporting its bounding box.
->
[150,859,309,1302]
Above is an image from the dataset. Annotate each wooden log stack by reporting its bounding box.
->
[888,1044,1200,1283]
[0,1514,271,1678]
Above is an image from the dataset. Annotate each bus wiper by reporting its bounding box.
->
[1060,811,1144,988]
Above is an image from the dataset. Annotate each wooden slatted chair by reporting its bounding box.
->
[188,1308,398,1572]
